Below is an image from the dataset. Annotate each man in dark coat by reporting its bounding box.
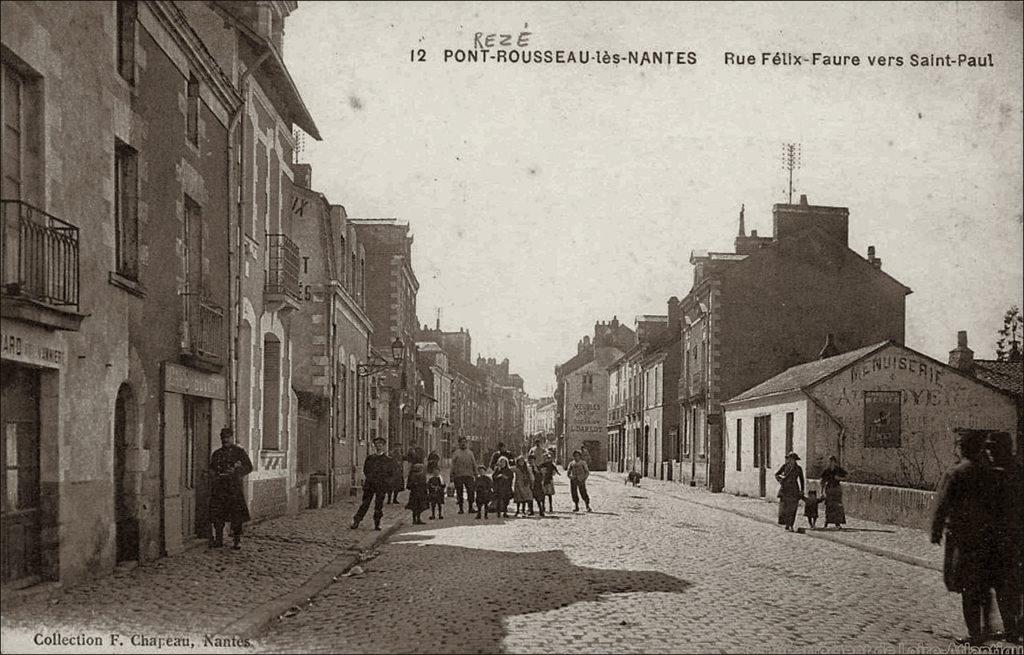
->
[489,441,513,471]
[209,427,253,549]
[988,431,1023,644]
[351,437,393,531]
[931,429,1004,645]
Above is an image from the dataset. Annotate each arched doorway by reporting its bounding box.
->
[114,383,138,562]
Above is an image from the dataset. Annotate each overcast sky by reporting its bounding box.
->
[284,1,1023,398]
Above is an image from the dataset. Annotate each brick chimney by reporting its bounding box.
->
[867,245,882,269]
[818,333,839,359]
[948,331,974,374]
[772,195,850,247]
[667,296,681,331]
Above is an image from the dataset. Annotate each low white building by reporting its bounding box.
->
[722,341,1018,501]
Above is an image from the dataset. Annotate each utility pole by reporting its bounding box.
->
[781,142,801,203]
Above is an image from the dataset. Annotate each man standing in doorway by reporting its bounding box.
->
[209,427,253,550]
[450,437,478,514]
[351,436,393,531]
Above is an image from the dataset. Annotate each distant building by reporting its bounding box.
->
[677,197,911,491]
[722,341,1018,501]
[555,318,636,467]
[351,219,419,455]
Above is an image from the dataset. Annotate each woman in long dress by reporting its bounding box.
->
[820,456,848,529]
[775,452,805,531]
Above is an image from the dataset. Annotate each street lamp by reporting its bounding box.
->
[357,337,405,377]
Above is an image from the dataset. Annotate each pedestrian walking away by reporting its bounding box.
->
[538,451,560,513]
[987,431,1023,644]
[527,454,546,517]
[774,452,804,531]
[351,437,394,531]
[474,465,493,519]
[931,429,1005,646]
[492,456,514,518]
[566,449,591,513]
[406,462,429,525]
[820,456,848,529]
[387,449,405,504]
[427,465,445,520]
[450,436,478,514]
[208,427,253,550]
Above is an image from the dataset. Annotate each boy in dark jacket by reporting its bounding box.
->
[474,465,493,519]
[427,465,445,520]
[492,456,514,518]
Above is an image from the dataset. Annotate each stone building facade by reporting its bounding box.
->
[677,197,911,492]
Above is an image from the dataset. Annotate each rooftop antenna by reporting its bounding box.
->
[781,142,801,203]
[293,127,306,164]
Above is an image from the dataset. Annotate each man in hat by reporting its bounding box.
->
[932,429,1004,645]
[352,436,393,531]
[208,427,253,549]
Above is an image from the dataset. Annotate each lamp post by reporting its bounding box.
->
[357,337,405,377]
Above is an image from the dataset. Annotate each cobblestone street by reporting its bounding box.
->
[255,474,986,654]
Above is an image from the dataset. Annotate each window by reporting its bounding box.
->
[736,418,742,471]
[864,391,901,448]
[754,415,771,468]
[2,62,26,199]
[186,74,199,146]
[183,196,204,291]
[117,0,137,84]
[785,412,794,455]
[697,410,705,456]
[262,336,282,449]
[581,373,593,394]
[114,142,139,280]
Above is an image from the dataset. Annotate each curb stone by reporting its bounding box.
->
[590,472,941,572]
[220,517,407,638]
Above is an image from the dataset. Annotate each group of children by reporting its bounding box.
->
[402,451,564,524]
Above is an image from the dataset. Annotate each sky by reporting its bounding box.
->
[283,1,1024,398]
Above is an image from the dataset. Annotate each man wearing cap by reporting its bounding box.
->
[208,427,253,549]
[932,429,1004,645]
[351,436,393,531]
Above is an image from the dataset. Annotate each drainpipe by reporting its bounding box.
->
[227,48,272,443]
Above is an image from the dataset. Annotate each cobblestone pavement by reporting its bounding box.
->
[255,475,1016,654]
[606,473,943,568]
[1,493,406,653]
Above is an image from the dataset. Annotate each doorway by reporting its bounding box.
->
[182,396,212,540]
[1,364,41,586]
[754,415,771,498]
[114,384,138,562]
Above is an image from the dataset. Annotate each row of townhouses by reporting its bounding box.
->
[0,0,527,591]
[554,196,1021,527]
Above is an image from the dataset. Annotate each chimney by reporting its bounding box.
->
[799,194,808,206]
[818,333,839,359]
[738,204,746,237]
[750,230,758,237]
[293,163,312,189]
[867,245,882,269]
[668,296,681,330]
[948,330,974,374]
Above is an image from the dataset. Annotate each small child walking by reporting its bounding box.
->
[426,466,445,520]
[538,451,560,513]
[474,465,493,519]
[803,490,824,529]
[513,455,534,516]
[492,456,514,518]
[405,463,429,525]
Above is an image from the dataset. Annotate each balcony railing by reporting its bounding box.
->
[182,292,224,363]
[1,200,80,310]
[265,233,300,302]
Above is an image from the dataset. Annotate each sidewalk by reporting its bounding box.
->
[591,472,943,571]
[0,493,406,652]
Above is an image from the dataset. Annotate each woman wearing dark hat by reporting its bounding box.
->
[774,452,805,531]
[820,456,848,529]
